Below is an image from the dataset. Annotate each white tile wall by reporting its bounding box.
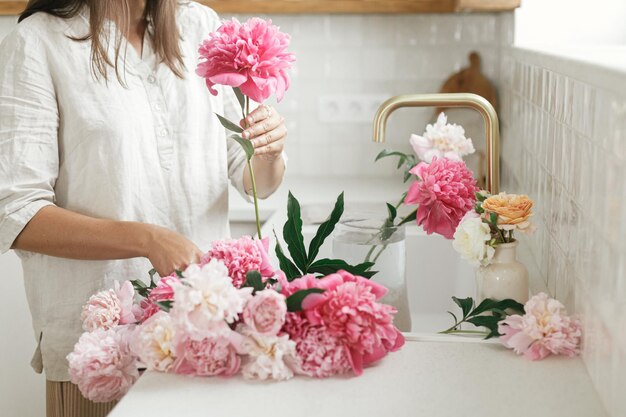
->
[500,47,626,417]
[226,12,513,179]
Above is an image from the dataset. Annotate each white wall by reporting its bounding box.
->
[515,0,626,46]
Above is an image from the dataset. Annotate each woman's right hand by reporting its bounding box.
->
[141,224,203,277]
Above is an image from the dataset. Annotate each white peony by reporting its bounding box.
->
[238,324,297,381]
[170,259,253,338]
[410,112,475,163]
[453,216,494,267]
[131,312,176,372]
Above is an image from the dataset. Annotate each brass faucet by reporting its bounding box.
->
[372,93,500,194]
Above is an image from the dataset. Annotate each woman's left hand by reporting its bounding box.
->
[240,105,287,161]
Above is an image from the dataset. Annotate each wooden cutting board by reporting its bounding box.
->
[436,51,497,114]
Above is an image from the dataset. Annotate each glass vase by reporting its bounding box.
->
[332,217,411,331]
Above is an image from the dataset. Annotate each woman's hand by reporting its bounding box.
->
[142,224,203,276]
[240,104,287,161]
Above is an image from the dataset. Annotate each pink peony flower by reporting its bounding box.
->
[202,236,275,288]
[282,313,351,378]
[81,289,122,331]
[196,18,295,103]
[131,312,177,372]
[171,333,241,377]
[405,157,477,239]
[170,260,252,339]
[282,270,405,376]
[237,324,297,381]
[67,328,139,403]
[114,281,142,325]
[243,289,287,336]
[140,274,181,322]
[498,293,582,360]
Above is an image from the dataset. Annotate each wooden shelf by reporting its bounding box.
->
[0,0,519,16]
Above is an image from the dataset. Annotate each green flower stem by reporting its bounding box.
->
[438,329,489,336]
[245,96,262,239]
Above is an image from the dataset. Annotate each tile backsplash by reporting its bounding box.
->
[499,47,626,417]
[227,12,513,179]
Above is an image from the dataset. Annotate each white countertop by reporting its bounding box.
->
[109,334,607,417]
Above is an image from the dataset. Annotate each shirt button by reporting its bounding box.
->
[158,128,168,137]
[147,74,156,84]
[155,103,162,111]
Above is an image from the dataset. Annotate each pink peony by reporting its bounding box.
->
[498,293,582,360]
[405,157,477,239]
[170,260,252,339]
[281,270,405,376]
[196,18,295,103]
[131,312,177,372]
[81,289,121,331]
[114,281,142,325]
[67,328,139,403]
[140,274,181,322]
[242,289,287,336]
[171,333,241,377]
[202,236,275,288]
[237,324,297,381]
[282,313,351,378]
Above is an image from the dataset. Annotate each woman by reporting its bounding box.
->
[0,0,288,415]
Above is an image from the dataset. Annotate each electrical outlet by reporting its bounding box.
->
[318,94,390,123]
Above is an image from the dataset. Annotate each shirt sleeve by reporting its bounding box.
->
[0,28,59,253]
[223,87,253,202]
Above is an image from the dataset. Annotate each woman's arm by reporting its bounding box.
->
[12,205,202,276]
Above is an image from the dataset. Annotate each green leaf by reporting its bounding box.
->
[228,133,254,161]
[397,209,417,226]
[286,288,325,312]
[396,155,406,169]
[215,113,244,133]
[452,296,474,318]
[493,299,525,315]
[283,192,308,272]
[308,258,377,278]
[467,315,501,338]
[403,169,413,183]
[475,191,488,202]
[148,268,158,284]
[307,192,344,266]
[469,297,525,317]
[385,203,397,224]
[489,212,498,226]
[469,298,499,316]
[375,149,409,162]
[232,87,246,111]
[130,279,150,298]
[244,270,265,292]
[273,230,302,281]
[447,311,458,325]
[174,270,184,279]
[156,300,173,312]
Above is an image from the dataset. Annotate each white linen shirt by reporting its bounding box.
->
[0,3,252,380]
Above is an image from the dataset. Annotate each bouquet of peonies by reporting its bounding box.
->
[67,194,405,403]
[452,191,535,267]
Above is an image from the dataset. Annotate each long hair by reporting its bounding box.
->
[19,0,185,83]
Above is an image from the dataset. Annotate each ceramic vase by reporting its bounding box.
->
[475,241,529,304]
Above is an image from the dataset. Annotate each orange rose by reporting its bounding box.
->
[481,193,534,231]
